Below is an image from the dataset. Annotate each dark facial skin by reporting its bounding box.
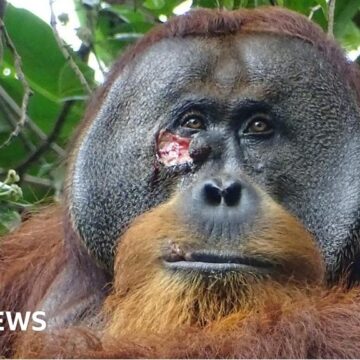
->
[69,33,360,281]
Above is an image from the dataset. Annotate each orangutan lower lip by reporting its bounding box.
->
[163,250,273,273]
[165,261,274,274]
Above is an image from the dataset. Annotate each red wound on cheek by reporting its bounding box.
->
[156,130,192,167]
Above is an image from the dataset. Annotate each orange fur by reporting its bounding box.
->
[105,193,323,338]
[0,207,65,355]
[8,203,360,359]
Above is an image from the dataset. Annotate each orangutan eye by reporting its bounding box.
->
[244,115,273,135]
[181,115,206,130]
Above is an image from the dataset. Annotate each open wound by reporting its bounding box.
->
[156,130,192,167]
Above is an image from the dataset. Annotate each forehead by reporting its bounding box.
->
[120,33,332,101]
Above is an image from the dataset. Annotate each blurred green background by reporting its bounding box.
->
[0,0,359,234]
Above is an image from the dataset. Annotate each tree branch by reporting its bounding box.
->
[0,97,36,152]
[308,5,321,20]
[0,17,32,148]
[328,0,336,37]
[16,100,74,176]
[0,0,6,20]
[0,85,65,156]
[49,0,92,94]
[0,168,52,188]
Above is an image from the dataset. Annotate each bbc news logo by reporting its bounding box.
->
[0,311,46,331]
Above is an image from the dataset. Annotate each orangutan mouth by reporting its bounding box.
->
[163,248,274,274]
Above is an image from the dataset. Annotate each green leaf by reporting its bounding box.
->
[94,7,154,66]
[193,0,219,8]
[334,1,360,38]
[0,206,21,235]
[281,0,327,29]
[58,61,94,99]
[3,5,94,101]
[337,21,360,51]
[222,0,234,9]
[109,5,148,24]
[143,0,166,10]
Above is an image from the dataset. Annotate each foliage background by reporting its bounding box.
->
[0,0,359,233]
